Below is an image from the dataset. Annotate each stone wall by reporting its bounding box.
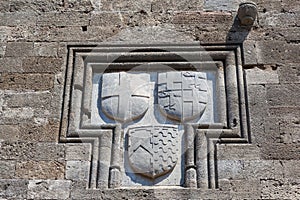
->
[0,0,299,199]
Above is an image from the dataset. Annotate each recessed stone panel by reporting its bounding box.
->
[61,44,250,189]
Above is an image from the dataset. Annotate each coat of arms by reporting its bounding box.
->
[127,126,179,179]
[101,72,150,122]
[157,71,208,122]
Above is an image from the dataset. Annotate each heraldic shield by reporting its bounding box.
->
[127,126,179,179]
[157,71,208,122]
[101,72,150,122]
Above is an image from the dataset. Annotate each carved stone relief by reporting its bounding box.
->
[61,44,250,190]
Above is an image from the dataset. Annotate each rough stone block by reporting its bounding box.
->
[0,161,16,179]
[243,160,284,179]
[90,13,123,26]
[5,42,34,57]
[0,0,94,13]
[257,42,300,64]
[0,43,6,58]
[259,12,300,28]
[245,66,279,85]
[15,160,65,179]
[260,143,300,160]
[151,0,203,12]
[34,42,58,57]
[217,160,244,179]
[65,143,91,161]
[26,25,119,42]
[278,63,300,83]
[0,73,54,91]
[219,179,260,198]
[18,120,60,142]
[243,40,257,66]
[266,84,300,106]
[0,107,34,125]
[100,0,152,12]
[66,161,90,181]
[204,0,241,11]
[283,160,300,179]
[37,12,90,27]
[0,142,65,161]
[33,143,65,161]
[256,0,300,13]
[269,106,300,119]
[217,144,260,160]
[0,57,22,73]
[278,118,300,144]
[4,91,52,108]
[0,12,37,26]
[0,26,11,42]
[28,180,71,200]
[247,85,268,144]
[261,178,300,199]
[0,179,28,199]
[0,125,19,141]
[22,57,63,73]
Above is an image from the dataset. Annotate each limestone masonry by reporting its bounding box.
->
[0,0,299,199]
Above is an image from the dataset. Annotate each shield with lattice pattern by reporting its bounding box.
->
[157,71,208,122]
[127,126,179,179]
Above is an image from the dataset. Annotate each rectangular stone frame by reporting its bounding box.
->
[60,43,250,190]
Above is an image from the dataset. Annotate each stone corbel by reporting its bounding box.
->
[238,2,258,26]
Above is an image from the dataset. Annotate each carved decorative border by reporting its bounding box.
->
[60,43,250,189]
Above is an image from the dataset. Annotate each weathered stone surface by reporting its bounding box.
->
[22,57,63,73]
[66,161,90,181]
[243,40,257,66]
[0,57,22,72]
[65,143,91,161]
[28,180,71,200]
[267,84,300,106]
[261,178,300,199]
[0,12,37,27]
[283,160,300,179]
[0,142,65,161]
[245,66,279,85]
[257,41,300,64]
[100,0,152,12]
[34,42,58,57]
[243,160,284,179]
[151,0,204,12]
[0,0,299,198]
[0,73,54,91]
[204,0,241,11]
[217,144,260,160]
[5,42,34,57]
[0,179,28,199]
[261,143,300,160]
[219,179,261,198]
[37,12,90,27]
[0,125,19,141]
[18,121,60,142]
[278,63,300,83]
[259,12,300,28]
[0,161,16,179]
[16,160,65,179]
[0,0,94,13]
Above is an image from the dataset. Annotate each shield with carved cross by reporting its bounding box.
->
[101,72,150,122]
[157,71,208,122]
[127,125,179,179]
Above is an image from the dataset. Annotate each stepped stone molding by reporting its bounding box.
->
[60,43,251,189]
